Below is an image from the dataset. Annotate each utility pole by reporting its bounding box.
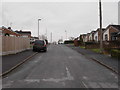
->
[99,0,103,53]
[38,19,41,39]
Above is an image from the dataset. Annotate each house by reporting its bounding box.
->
[80,34,87,42]
[86,33,90,42]
[80,34,85,41]
[103,25,120,41]
[15,30,31,38]
[94,28,106,42]
[89,31,96,42]
[0,26,20,37]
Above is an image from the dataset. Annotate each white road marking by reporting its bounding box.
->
[42,67,74,83]
[83,76,88,80]
[81,81,88,88]
[24,79,40,83]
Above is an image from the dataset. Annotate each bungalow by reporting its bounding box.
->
[15,30,31,38]
[103,25,120,41]
[86,33,90,42]
[89,31,96,42]
[80,34,85,42]
[0,26,20,37]
[80,34,87,42]
[94,28,106,42]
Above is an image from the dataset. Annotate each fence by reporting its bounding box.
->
[1,36,30,55]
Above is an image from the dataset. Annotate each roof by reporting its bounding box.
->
[1,27,20,36]
[110,25,120,31]
[15,30,31,34]
[106,25,120,31]
[94,28,106,34]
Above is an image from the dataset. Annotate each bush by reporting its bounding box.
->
[111,49,120,59]
[64,40,74,44]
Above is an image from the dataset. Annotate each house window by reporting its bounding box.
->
[111,36,117,41]
[105,34,108,41]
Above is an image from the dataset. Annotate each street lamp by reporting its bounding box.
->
[65,30,67,40]
[38,19,41,39]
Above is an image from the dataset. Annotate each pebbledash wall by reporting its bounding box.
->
[1,36,30,55]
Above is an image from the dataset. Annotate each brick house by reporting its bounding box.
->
[15,30,31,38]
[103,25,120,41]
[0,26,20,37]
[94,28,105,42]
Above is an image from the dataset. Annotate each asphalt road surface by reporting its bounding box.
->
[2,45,118,88]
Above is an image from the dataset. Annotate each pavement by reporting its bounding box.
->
[2,44,118,88]
[66,44,119,72]
[2,49,36,74]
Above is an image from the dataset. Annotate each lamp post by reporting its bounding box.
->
[65,30,67,40]
[38,19,41,39]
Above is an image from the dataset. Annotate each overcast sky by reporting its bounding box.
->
[1,0,119,42]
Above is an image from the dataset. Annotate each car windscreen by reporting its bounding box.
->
[34,40,44,45]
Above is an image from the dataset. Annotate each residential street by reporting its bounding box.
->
[3,45,118,88]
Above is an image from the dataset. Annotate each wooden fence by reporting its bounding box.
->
[0,36,30,55]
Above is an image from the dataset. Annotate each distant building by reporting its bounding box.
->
[103,25,120,41]
[30,36,39,44]
[15,30,31,38]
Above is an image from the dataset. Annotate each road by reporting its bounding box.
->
[3,45,118,88]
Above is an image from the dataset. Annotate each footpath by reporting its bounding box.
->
[1,49,36,74]
[66,44,119,73]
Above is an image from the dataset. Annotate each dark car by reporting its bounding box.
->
[33,40,47,52]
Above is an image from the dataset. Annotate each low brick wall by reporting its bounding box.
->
[85,41,120,49]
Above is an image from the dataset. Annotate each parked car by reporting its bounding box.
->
[33,40,47,52]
